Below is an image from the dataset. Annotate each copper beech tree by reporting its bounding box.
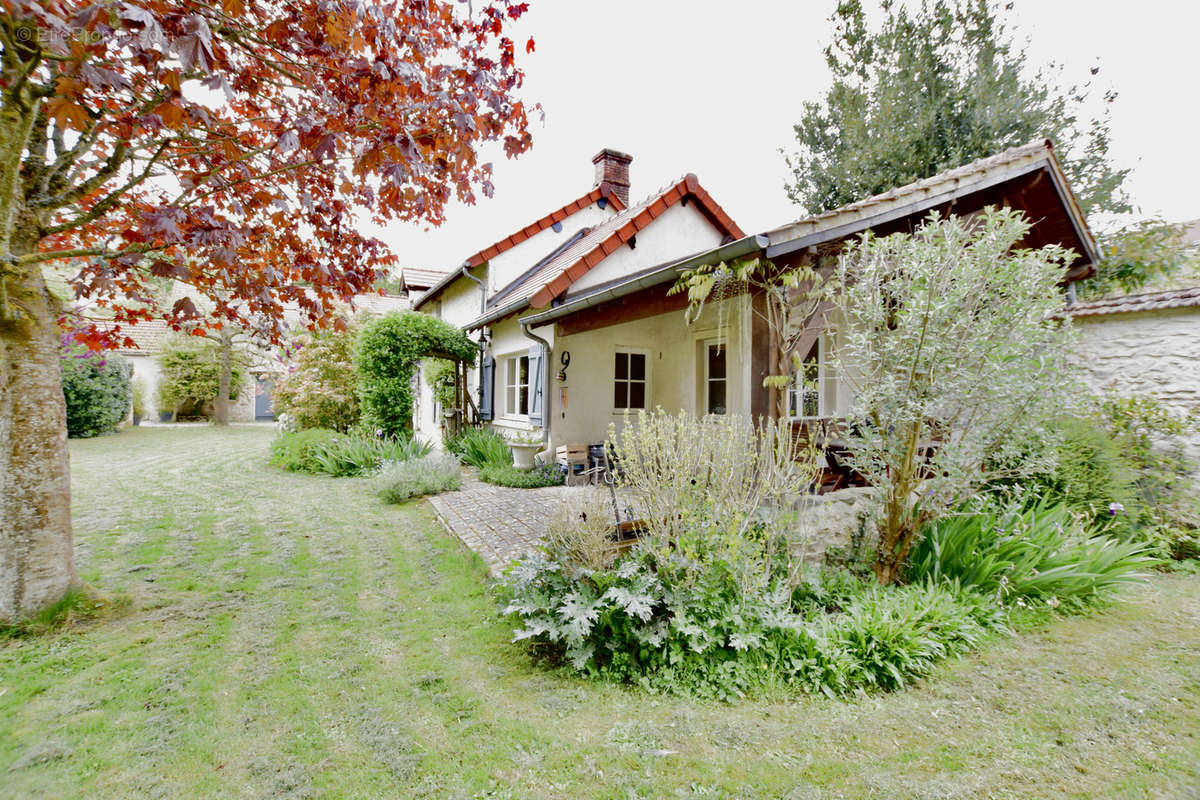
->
[0,0,535,620]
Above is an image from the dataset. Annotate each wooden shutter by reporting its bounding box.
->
[527,343,546,426]
[479,354,495,421]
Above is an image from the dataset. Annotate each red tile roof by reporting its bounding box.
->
[504,173,741,310]
[1066,286,1200,318]
[464,185,627,269]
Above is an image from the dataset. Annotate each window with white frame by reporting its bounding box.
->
[613,350,647,411]
[503,354,530,417]
[789,336,829,419]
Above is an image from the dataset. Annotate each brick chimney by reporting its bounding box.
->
[592,148,632,207]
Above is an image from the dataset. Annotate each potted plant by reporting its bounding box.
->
[507,429,543,470]
[131,378,146,426]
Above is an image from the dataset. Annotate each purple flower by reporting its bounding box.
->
[1108,502,1125,516]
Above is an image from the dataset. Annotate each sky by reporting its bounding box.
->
[371,0,1200,272]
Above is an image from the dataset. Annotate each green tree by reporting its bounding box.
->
[60,346,132,438]
[827,210,1077,584]
[786,0,1129,218]
[1082,219,1200,299]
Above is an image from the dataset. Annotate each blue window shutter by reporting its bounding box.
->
[527,343,546,427]
[480,354,495,421]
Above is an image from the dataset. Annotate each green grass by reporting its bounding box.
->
[2,425,1198,798]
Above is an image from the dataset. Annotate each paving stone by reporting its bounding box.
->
[427,473,582,575]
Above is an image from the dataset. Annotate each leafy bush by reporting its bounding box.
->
[543,489,622,572]
[131,377,147,419]
[270,429,431,476]
[908,501,1156,603]
[273,326,360,432]
[355,312,477,438]
[480,462,563,488]
[446,426,511,468]
[156,336,245,419]
[502,544,1001,700]
[60,346,132,438]
[373,452,462,503]
[1037,417,1139,533]
[269,428,338,473]
[424,358,458,409]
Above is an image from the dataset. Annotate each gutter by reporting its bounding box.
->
[520,319,553,450]
[518,233,769,327]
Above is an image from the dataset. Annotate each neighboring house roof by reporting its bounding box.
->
[101,318,171,355]
[1066,286,1200,318]
[399,267,448,292]
[412,185,626,311]
[465,174,743,328]
[764,139,1099,277]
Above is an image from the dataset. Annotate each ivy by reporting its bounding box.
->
[355,312,478,438]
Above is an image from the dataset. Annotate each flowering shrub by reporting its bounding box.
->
[273,327,360,432]
[60,345,132,438]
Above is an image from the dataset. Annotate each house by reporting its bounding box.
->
[96,281,413,422]
[414,141,1098,462]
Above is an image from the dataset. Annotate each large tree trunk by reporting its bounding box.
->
[0,245,77,621]
[212,328,233,426]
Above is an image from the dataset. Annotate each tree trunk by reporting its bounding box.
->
[0,245,77,621]
[212,328,233,426]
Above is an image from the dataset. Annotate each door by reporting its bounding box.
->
[255,376,275,420]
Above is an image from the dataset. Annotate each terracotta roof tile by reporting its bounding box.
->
[1066,286,1200,317]
[470,173,743,317]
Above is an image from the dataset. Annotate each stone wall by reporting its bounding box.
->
[1073,307,1200,465]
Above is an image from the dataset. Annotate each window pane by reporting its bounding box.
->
[506,387,516,414]
[519,385,529,415]
[629,381,645,409]
[707,345,725,380]
[614,352,628,380]
[614,381,626,409]
[507,357,516,386]
[519,355,529,385]
[708,379,726,415]
[630,353,645,381]
[802,388,818,418]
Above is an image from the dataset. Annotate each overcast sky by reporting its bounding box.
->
[371,0,1200,271]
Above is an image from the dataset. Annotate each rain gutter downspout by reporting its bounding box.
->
[521,319,553,449]
[461,263,489,409]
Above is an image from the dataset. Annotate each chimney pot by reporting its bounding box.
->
[592,148,633,207]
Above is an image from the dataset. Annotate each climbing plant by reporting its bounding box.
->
[356,313,478,438]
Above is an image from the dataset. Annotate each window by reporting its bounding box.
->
[504,354,529,417]
[789,336,828,419]
[705,342,727,415]
[613,351,647,410]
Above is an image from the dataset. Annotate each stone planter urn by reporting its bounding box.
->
[509,442,541,470]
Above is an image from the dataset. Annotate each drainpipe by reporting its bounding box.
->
[461,263,489,420]
[521,319,553,450]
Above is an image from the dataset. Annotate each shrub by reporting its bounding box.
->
[479,462,563,489]
[502,544,1002,700]
[543,490,622,572]
[446,426,511,468]
[156,336,245,420]
[269,428,338,473]
[355,312,477,438]
[272,326,360,432]
[60,346,133,438]
[269,429,431,476]
[373,452,462,503]
[908,501,1156,604]
[1038,417,1139,532]
[609,410,818,542]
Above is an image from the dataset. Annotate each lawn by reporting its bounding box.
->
[2,425,1198,799]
